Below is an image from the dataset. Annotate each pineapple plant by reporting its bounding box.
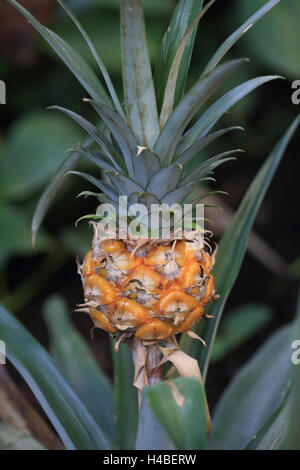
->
[7,0,278,347]
[1,0,300,451]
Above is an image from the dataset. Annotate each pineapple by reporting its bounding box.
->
[80,229,215,342]
[6,0,282,346]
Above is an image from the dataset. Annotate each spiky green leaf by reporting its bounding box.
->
[49,106,123,171]
[180,116,300,381]
[178,75,281,154]
[154,59,247,165]
[121,0,160,147]
[57,0,124,117]
[5,0,112,105]
[155,0,204,109]
[0,304,111,450]
[87,100,135,177]
[179,149,243,186]
[43,295,115,440]
[160,0,216,127]
[176,126,244,166]
[202,0,282,77]
[111,342,138,450]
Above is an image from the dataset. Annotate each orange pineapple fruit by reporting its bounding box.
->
[80,233,216,341]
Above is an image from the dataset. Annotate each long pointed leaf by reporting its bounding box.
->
[202,0,282,77]
[86,100,135,177]
[68,171,119,202]
[0,304,111,450]
[146,165,182,200]
[281,289,300,449]
[162,178,213,205]
[109,173,145,196]
[246,397,289,450]
[154,0,204,109]
[49,106,123,171]
[180,116,300,380]
[32,149,82,247]
[154,59,247,165]
[111,342,138,450]
[5,0,112,105]
[160,0,216,127]
[57,0,124,118]
[121,0,160,148]
[178,75,281,154]
[176,126,244,166]
[43,295,115,441]
[179,149,243,186]
[208,324,292,450]
[73,148,116,173]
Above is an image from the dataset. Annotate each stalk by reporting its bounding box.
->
[131,339,174,450]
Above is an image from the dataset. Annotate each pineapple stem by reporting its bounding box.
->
[131,339,163,408]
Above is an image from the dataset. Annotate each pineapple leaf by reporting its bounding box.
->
[43,295,115,441]
[146,165,183,200]
[71,148,117,173]
[5,0,112,106]
[202,0,282,77]
[57,0,124,118]
[176,126,244,166]
[111,343,138,450]
[108,173,145,197]
[178,75,282,154]
[281,289,300,450]
[209,324,292,450]
[32,149,82,247]
[180,115,300,380]
[186,190,228,205]
[0,303,112,450]
[86,100,135,178]
[132,149,161,188]
[155,0,204,110]
[179,149,244,186]
[159,0,216,127]
[145,377,207,450]
[154,58,247,165]
[49,106,124,172]
[161,178,214,205]
[135,392,175,451]
[121,0,160,148]
[68,171,119,202]
[245,396,289,450]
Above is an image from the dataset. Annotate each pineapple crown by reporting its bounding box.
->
[5,0,283,243]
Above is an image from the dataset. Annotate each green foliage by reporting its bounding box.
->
[43,295,115,440]
[0,303,111,450]
[145,378,207,450]
[111,342,139,450]
[237,0,300,77]
[211,303,272,363]
[180,116,300,379]
[209,324,292,449]
[281,290,300,449]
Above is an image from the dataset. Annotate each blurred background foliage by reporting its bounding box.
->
[0,0,299,423]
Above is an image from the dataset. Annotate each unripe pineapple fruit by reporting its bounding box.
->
[80,233,215,341]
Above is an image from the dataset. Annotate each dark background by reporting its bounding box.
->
[0,0,299,419]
